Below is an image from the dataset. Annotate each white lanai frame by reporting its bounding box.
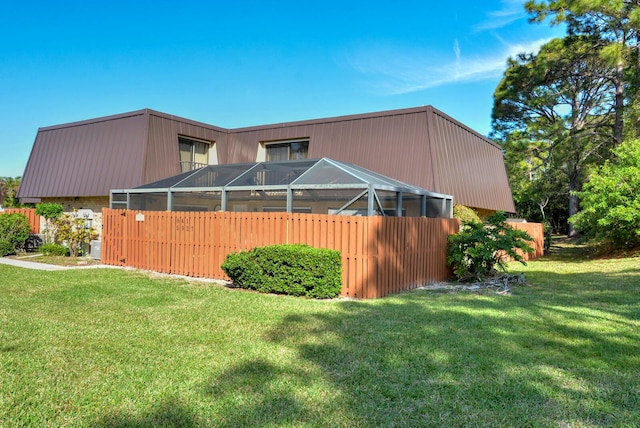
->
[110,158,453,218]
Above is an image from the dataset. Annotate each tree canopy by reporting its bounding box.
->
[493,1,640,239]
[492,36,617,235]
[0,177,21,208]
[570,139,640,247]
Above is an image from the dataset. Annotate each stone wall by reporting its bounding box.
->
[39,197,109,239]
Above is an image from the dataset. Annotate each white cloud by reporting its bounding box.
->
[453,39,461,77]
[474,0,527,31]
[349,38,551,95]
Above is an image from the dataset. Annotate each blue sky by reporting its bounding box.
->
[0,0,563,178]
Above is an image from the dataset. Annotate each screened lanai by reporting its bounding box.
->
[110,158,453,217]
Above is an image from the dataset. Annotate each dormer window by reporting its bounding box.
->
[179,136,212,172]
[264,139,309,162]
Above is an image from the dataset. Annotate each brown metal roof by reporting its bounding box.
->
[19,106,515,212]
[428,108,515,212]
[19,111,149,199]
[223,106,515,212]
[18,109,228,200]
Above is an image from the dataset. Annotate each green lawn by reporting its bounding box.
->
[1,244,638,427]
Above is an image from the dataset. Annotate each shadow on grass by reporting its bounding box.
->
[202,360,317,427]
[200,290,637,426]
[521,264,640,320]
[95,253,640,426]
[535,237,600,264]
[537,236,640,264]
[212,259,639,425]
[96,397,203,427]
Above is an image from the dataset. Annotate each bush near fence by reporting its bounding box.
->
[222,244,342,298]
[0,208,40,234]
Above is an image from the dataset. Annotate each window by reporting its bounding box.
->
[264,139,309,162]
[179,136,211,172]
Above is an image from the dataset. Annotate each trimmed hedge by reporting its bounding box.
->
[221,244,342,298]
[40,243,70,256]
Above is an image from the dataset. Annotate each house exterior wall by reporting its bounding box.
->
[39,196,109,239]
[41,196,109,212]
[18,106,515,214]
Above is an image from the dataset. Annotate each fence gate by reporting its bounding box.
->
[102,209,127,266]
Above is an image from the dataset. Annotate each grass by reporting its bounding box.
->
[1,242,639,427]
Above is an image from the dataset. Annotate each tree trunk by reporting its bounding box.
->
[568,175,580,237]
[633,24,640,138]
[615,61,625,144]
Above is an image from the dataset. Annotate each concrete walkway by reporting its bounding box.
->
[0,256,119,271]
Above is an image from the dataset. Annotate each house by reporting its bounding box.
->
[18,106,515,219]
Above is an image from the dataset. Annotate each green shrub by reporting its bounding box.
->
[543,222,552,252]
[54,213,98,257]
[222,244,342,298]
[221,251,263,290]
[447,211,534,282]
[570,139,640,248]
[36,203,64,244]
[40,243,70,256]
[453,204,482,224]
[0,239,15,256]
[35,203,64,220]
[0,213,31,253]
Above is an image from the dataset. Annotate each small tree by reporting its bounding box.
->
[448,212,534,282]
[54,212,98,257]
[570,139,640,248]
[36,203,64,244]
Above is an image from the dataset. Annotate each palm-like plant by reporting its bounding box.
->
[0,177,21,208]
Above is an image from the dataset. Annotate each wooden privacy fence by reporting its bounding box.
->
[508,222,545,261]
[0,208,40,233]
[102,209,460,299]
